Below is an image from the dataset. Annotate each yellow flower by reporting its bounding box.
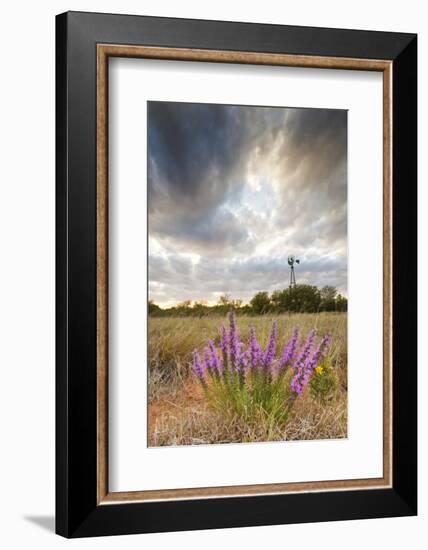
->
[315,366,324,375]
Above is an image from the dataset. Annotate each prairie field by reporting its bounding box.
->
[148,312,347,446]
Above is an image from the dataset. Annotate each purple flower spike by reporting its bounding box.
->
[263,321,277,370]
[240,349,251,368]
[228,311,241,370]
[290,372,304,395]
[293,329,316,371]
[208,339,222,376]
[278,327,299,373]
[203,346,211,371]
[305,334,331,374]
[249,326,263,369]
[290,332,332,397]
[193,349,206,385]
[220,325,229,355]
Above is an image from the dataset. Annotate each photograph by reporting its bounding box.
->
[147,101,348,446]
[0,1,420,544]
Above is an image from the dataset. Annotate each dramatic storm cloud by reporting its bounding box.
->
[148,101,347,307]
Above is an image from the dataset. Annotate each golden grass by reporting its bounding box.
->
[148,312,347,446]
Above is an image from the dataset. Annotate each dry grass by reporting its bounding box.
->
[148,313,347,446]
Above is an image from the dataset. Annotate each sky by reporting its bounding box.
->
[148,101,347,308]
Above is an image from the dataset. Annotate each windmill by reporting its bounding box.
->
[287,256,300,288]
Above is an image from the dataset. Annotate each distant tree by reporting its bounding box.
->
[288,284,321,313]
[250,291,271,314]
[192,301,208,317]
[239,304,253,315]
[336,294,348,312]
[270,289,287,312]
[269,285,321,313]
[218,294,232,306]
[171,300,191,316]
[320,285,337,311]
[177,300,192,309]
[215,294,244,315]
[148,300,162,316]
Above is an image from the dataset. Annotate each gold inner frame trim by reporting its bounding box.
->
[96,44,393,505]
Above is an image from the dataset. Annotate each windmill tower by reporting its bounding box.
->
[288,256,300,288]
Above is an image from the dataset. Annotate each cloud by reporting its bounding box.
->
[148,101,347,305]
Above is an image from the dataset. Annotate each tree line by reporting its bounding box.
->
[149,285,347,317]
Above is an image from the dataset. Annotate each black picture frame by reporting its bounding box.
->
[56,11,417,538]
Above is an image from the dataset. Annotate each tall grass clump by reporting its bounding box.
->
[192,312,332,428]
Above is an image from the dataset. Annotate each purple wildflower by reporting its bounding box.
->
[305,334,331,374]
[293,329,316,371]
[203,346,211,372]
[192,349,206,386]
[208,339,222,377]
[228,311,241,370]
[290,332,331,396]
[263,321,277,370]
[220,325,229,355]
[290,372,304,395]
[290,330,317,396]
[219,325,229,378]
[249,326,263,369]
[240,349,251,368]
[236,346,248,387]
[277,328,299,373]
[191,314,334,409]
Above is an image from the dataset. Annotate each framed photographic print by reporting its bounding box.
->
[56,11,417,538]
